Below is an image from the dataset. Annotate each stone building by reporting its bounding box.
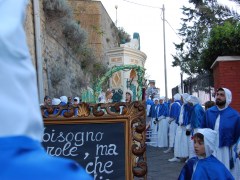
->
[25,0,118,103]
[67,0,119,64]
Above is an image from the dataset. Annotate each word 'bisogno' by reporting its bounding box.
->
[42,128,104,146]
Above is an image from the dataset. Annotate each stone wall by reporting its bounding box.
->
[67,0,119,63]
[25,1,36,69]
[25,0,117,100]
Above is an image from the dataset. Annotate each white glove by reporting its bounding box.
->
[168,117,174,124]
[186,124,191,131]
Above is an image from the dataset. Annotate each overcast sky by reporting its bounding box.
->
[98,0,239,98]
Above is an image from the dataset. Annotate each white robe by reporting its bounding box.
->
[157,117,169,147]
[174,126,189,157]
[174,105,189,157]
[147,104,151,116]
[213,115,230,170]
[150,117,158,147]
[169,121,178,148]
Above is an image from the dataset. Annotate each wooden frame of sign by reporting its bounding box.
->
[41,101,147,180]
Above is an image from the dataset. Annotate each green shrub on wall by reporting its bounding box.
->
[63,20,87,53]
[43,0,109,89]
[43,0,72,19]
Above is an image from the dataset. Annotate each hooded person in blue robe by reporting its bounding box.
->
[186,95,205,135]
[52,98,61,115]
[201,87,240,170]
[164,93,182,153]
[0,1,92,179]
[156,96,169,148]
[178,128,234,180]
[148,98,159,128]
[148,98,159,146]
[59,96,68,116]
[146,96,154,116]
[73,97,80,116]
[168,93,190,162]
[185,95,205,159]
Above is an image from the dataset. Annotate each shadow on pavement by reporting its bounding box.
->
[146,146,185,180]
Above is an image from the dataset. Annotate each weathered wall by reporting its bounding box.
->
[212,57,240,112]
[25,1,36,69]
[67,0,119,63]
[25,0,118,100]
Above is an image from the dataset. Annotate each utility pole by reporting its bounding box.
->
[115,5,118,27]
[162,4,168,99]
[180,72,183,93]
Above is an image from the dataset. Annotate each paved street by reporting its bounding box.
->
[142,117,185,180]
[146,146,185,180]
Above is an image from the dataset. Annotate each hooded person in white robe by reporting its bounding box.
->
[146,95,154,116]
[0,1,92,179]
[178,128,234,180]
[168,93,190,162]
[186,95,205,159]
[73,97,80,116]
[201,87,240,172]
[148,98,159,146]
[164,93,182,153]
[156,96,169,148]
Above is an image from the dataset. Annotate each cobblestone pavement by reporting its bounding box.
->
[146,146,185,180]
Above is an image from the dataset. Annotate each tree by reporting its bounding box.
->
[201,21,240,70]
[117,27,131,45]
[172,0,240,75]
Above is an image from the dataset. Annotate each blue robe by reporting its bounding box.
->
[0,136,93,180]
[169,100,182,124]
[189,104,204,129]
[201,106,240,147]
[182,104,191,126]
[164,102,170,117]
[148,104,159,118]
[178,155,234,180]
[146,99,154,105]
[60,102,68,116]
[158,103,168,117]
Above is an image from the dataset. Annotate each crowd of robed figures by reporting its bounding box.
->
[146,88,240,180]
[42,88,134,117]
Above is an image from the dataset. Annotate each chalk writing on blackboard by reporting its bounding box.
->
[42,122,125,180]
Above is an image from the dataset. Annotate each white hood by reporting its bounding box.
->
[159,96,165,101]
[173,93,181,101]
[74,97,80,104]
[126,89,133,97]
[222,88,232,110]
[187,95,200,106]
[197,128,217,157]
[60,96,68,104]
[181,93,190,104]
[0,0,43,141]
[52,98,61,105]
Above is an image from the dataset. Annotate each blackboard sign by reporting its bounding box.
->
[41,101,147,180]
[42,119,128,180]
